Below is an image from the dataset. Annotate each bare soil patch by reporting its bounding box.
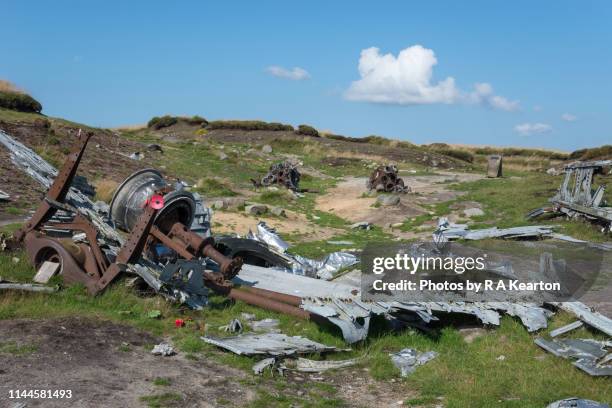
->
[213,210,343,241]
[0,317,253,408]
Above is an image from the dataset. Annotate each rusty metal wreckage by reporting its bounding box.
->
[366,165,410,193]
[6,130,315,320]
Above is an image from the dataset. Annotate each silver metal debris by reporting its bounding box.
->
[389,348,438,377]
[546,398,610,408]
[291,357,360,372]
[550,302,612,337]
[248,222,290,253]
[248,318,280,332]
[151,342,176,356]
[220,318,243,333]
[435,217,555,241]
[246,221,358,279]
[0,282,56,293]
[535,337,611,376]
[550,321,584,337]
[33,261,59,284]
[0,189,9,201]
[201,332,342,356]
[252,357,277,374]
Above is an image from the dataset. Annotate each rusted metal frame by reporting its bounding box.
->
[166,222,242,279]
[16,130,92,241]
[150,225,195,260]
[94,205,159,292]
[47,214,109,277]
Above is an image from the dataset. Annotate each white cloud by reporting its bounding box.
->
[344,45,519,111]
[467,82,520,112]
[561,113,577,122]
[514,123,552,136]
[266,66,310,80]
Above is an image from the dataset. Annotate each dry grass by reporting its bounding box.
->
[94,179,119,203]
[0,80,23,94]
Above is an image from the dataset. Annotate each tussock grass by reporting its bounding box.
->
[94,178,119,203]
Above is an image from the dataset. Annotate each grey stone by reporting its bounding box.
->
[224,197,246,209]
[376,194,401,206]
[246,204,268,216]
[270,206,286,217]
[211,200,226,210]
[262,145,273,154]
[463,208,485,217]
[218,152,228,160]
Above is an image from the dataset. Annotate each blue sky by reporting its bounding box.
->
[1,1,610,151]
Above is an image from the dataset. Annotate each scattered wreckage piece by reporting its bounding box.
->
[550,321,584,338]
[367,164,410,193]
[486,155,503,178]
[389,348,438,377]
[220,318,243,333]
[549,302,612,337]
[151,342,176,356]
[547,398,610,408]
[290,357,361,373]
[33,260,60,283]
[535,337,611,376]
[201,332,342,356]
[253,161,301,191]
[248,318,280,332]
[252,355,361,375]
[434,217,555,241]
[528,160,612,232]
[0,189,10,201]
[0,278,56,293]
[252,357,278,375]
[242,221,358,279]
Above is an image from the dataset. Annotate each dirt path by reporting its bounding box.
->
[0,318,252,408]
[315,173,483,233]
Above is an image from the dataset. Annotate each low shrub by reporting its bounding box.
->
[0,91,42,113]
[147,115,178,130]
[185,115,208,127]
[296,124,319,137]
[433,148,474,163]
[206,120,294,131]
[570,145,612,160]
[473,146,568,160]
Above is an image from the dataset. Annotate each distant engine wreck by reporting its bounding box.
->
[366,165,410,193]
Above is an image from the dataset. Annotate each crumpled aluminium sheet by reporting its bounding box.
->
[201,332,341,356]
[389,348,438,377]
[236,264,556,343]
[547,398,610,408]
[434,217,555,241]
[535,337,612,376]
[247,222,358,279]
[549,302,612,337]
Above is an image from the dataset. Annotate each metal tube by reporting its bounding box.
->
[239,286,302,306]
[228,288,310,320]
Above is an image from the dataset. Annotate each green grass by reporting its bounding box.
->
[435,172,609,241]
[153,377,171,386]
[0,341,38,355]
[193,177,237,197]
[140,392,183,408]
[1,227,611,407]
